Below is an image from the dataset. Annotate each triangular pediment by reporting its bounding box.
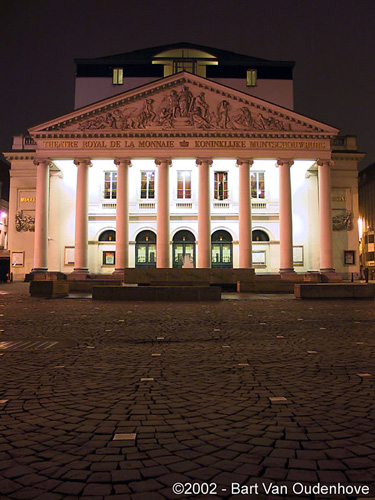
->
[29,72,338,138]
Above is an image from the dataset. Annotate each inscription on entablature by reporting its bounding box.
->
[40,138,328,151]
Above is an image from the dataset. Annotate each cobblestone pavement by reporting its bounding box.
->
[1,283,375,499]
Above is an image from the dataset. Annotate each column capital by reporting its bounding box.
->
[33,158,51,167]
[276,159,294,168]
[196,158,213,166]
[74,158,92,167]
[155,158,172,167]
[317,159,334,168]
[114,158,132,167]
[236,158,254,167]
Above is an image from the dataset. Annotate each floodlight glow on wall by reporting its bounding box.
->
[358,217,363,241]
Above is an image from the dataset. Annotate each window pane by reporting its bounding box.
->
[149,172,155,199]
[137,245,146,263]
[251,172,265,199]
[222,244,231,262]
[214,172,228,200]
[185,174,191,198]
[212,244,221,262]
[149,245,156,263]
[258,173,264,198]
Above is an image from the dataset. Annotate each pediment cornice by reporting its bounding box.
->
[29,73,339,140]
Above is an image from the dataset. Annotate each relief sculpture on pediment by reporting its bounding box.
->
[78,85,292,132]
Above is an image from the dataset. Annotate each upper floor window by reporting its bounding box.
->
[246,69,257,87]
[104,172,117,199]
[173,60,197,74]
[99,230,116,242]
[177,171,191,199]
[141,171,155,199]
[251,172,265,199]
[113,68,123,85]
[214,172,228,200]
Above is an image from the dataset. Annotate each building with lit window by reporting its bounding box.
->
[359,162,375,270]
[4,43,363,280]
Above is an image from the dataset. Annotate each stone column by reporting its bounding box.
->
[155,158,171,268]
[48,170,63,272]
[73,158,91,273]
[318,159,335,271]
[196,158,212,268]
[32,159,50,272]
[237,158,254,268]
[114,158,131,273]
[277,159,294,273]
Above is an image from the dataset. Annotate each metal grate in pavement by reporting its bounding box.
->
[0,340,59,350]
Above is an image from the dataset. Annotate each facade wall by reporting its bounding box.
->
[7,155,360,280]
[75,77,294,111]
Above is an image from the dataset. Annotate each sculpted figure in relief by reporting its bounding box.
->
[15,211,35,232]
[216,100,230,128]
[75,84,291,132]
[333,212,353,231]
[178,86,194,117]
[256,113,288,131]
[137,98,156,128]
[231,107,255,130]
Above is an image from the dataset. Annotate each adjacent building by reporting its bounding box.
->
[4,43,363,280]
[359,162,375,270]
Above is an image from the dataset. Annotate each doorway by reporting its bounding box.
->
[211,230,233,268]
[135,230,156,267]
[172,230,196,268]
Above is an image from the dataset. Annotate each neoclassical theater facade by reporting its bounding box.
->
[5,44,362,280]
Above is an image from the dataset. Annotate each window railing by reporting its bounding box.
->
[102,203,117,210]
[139,202,156,210]
[252,201,267,210]
[176,202,193,209]
[213,202,230,209]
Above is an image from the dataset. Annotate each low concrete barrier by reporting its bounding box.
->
[238,281,295,293]
[30,280,69,298]
[92,285,222,301]
[68,280,123,292]
[123,268,255,286]
[295,283,375,299]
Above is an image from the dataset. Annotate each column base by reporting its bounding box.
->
[71,268,89,279]
[279,268,295,274]
[30,269,49,282]
[320,270,342,282]
[113,268,125,276]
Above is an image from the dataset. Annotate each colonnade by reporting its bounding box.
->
[32,156,335,274]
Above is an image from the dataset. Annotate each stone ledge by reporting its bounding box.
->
[92,285,221,301]
[237,281,295,293]
[30,280,69,298]
[295,283,375,299]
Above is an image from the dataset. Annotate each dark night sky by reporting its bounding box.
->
[1,0,374,167]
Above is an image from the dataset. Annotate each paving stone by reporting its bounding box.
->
[53,481,86,495]
[3,291,375,498]
[317,470,348,482]
[128,478,163,492]
[286,469,318,482]
[111,469,141,482]
[82,483,112,495]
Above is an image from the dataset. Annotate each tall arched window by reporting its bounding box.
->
[172,230,195,268]
[135,231,156,267]
[211,230,233,268]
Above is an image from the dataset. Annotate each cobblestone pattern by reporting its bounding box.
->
[0,284,375,499]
